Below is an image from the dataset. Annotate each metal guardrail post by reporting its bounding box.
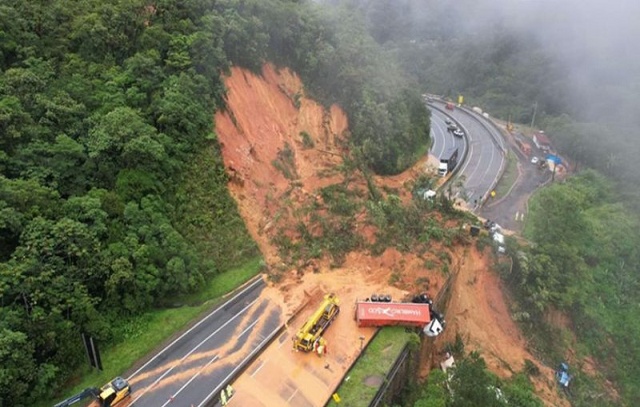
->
[426,103,470,193]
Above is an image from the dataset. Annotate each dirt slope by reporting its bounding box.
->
[439,248,569,407]
[214,63,567,407]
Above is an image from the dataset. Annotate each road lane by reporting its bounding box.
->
[431,101,505,206]
[124,277,283,407]
[429,108,466,163]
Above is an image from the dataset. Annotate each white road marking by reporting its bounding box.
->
[130,298,259,405]
[159,319,260,407]
[480,135,497,182]
[159,355,219,407]
[287,388,299,402]
[127,277,263,380]
[196,324,283,407]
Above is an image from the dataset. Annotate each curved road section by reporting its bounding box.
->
[124,277,282,407]
[430,101,505,208]
[430,108,466,165]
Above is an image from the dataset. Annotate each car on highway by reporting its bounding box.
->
[453,129,464,138]
[531,156,539,164]
[447,123,458,131]
[445,118,453,125]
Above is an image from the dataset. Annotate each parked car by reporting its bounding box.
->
[453,129,464,138]
[531,156,539,164]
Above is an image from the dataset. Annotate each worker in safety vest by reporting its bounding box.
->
[220,389,228,406]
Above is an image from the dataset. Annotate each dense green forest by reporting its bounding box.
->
[512,171,640,405]
[0,0,430,405]
[6,0,637,405]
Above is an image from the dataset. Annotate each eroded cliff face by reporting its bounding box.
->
[214,63,568,407]
[215,63,349,263]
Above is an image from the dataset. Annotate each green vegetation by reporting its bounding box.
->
[327,327,412,407]
[260,2,432,175]
[411,352,542,407]
[272,142,299,180]
[44,257,261,407]
[272,166,470,268]
[300,131,315,149]
[503,171,639,405]
[343,0,640,208]
[494,150,519,198]
[329,2,638,405]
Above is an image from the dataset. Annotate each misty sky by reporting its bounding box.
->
[507,0,640,81]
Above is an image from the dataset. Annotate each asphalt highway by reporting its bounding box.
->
[430,108,466,163]
[431,101,505,207]
[125,277,282,407]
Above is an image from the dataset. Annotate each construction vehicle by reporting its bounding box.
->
[53,377,131,407]
[293,293,340,352]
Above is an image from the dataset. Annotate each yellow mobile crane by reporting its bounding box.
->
[293,293,340,352]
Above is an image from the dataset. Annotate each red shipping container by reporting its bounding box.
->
[356,302,431,328]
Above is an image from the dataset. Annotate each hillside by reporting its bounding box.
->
[214,63,567,406]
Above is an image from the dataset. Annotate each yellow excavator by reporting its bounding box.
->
[53,377,131,407]
[293,293,340,352]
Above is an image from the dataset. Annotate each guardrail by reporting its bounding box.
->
[458,105,507,153]
[427,103,470,193]
[368,344,411,407]
[455,105,507,207]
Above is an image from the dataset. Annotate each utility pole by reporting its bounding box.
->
[530,101,538,129]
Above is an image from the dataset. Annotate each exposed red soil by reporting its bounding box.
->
[214,63,568,407]
[438,248,569,407]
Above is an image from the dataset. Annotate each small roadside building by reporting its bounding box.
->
[533,131,552,152]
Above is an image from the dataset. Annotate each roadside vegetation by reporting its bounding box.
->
[40,258,262,407]
[494,151,519,199]
[269,164,473,276]
[506,171,639,405]
[346,333,544,407]
[411,351,543,407]
[5,0,638,406]
[326,327,416,407]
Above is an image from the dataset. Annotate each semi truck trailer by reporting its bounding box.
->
[438,147,459,177]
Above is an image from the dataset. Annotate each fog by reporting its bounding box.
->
[314,0,640,179]
[423,0,640,124]
[504,0,640,118]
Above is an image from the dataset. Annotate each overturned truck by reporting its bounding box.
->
[355,299,445,337]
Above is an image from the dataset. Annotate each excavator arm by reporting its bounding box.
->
[53,387,99,407]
